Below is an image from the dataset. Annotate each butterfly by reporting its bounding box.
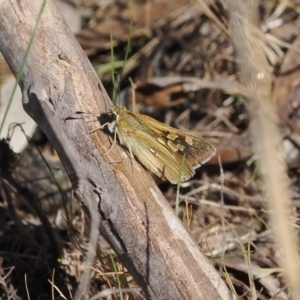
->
[95,105,215,184]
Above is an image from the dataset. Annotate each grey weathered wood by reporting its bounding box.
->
[0,0,236,299]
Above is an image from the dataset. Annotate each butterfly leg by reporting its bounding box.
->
[89,122,110,133]
[89,122,117,155]
[103,129,118,156]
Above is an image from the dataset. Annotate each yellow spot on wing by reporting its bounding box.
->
[167,133,178,140]
[185,136,193,146]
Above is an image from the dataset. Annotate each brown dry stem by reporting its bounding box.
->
[0,0,235,299]
[228,1,300,298]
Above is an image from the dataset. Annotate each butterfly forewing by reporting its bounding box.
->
[126,111,216,168]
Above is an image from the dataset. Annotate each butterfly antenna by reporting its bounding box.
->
[128,77,137,112]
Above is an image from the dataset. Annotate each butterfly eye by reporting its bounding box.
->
[112,113,118,121]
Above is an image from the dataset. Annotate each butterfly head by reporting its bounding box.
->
[107,105,125,133]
